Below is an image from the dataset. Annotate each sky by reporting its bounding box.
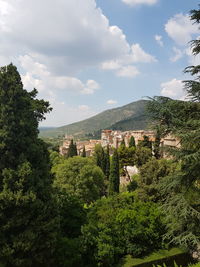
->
[0,0,199,127]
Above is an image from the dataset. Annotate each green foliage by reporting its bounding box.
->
[53,156,105,204]
[93,144,107,175]
[127,179,138,192]
[109,149,120,195]
[137,158,177,202]
[153,125,165,159]
[120,138,126,147]
[67,139,78,158]
[0,64,57,266]
[54,192,86,267]
[82,193,165,266]
[50,150,64,166]
[119,248,187,267]
[138,135,152,150]
[118,145,135,177]
[135,147,152,167]
[147,6,200,250]
[105,145,110,180]
[129,136,136,148]
[82,146,86,157]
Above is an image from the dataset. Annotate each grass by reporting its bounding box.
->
[118,248,187,267]
[153,263,200,267]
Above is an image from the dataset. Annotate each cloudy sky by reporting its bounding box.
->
[0,0,199,126]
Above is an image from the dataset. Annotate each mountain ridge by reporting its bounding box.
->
[39,99,151,138]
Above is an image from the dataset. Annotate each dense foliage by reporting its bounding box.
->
[52,156,105,204]
[82,193,165,266]
[0,64,58,266]
[147,6,200,250]
[109,149,120,195]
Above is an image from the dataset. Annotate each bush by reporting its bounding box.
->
[82,193,165,266]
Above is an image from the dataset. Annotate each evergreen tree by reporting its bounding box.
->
[120,138,126,147]
[67,139,77,158]
[105,145,110,180]
[82,146,86,157]
[153,125,163,159]
[0,64,58,266]
[94,144,106,175]
[138,135,152,150]
[74,142,78,156]
[109,149,120,195]
[129,136,136,148]
[147,6,200,250]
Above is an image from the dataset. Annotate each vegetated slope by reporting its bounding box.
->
[39,100,151,138]
[110,114,150,131]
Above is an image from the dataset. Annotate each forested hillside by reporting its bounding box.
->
[39,100,151,138]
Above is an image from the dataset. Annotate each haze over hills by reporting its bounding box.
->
[39,100,152,139]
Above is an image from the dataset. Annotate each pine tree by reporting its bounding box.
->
[109,149,120,195]
[105,145,110,180]
[129,136,136,148]
[94,144,106,175]
[82,146,86,157]
[67,139,77,158]
[74,142,78,156]
[138,135,152,150]
[120,138,126,147]
[0,64,58,266]
[147,6,200,250]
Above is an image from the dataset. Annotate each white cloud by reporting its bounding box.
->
[20,55,100,95]
[160,78,185,100]
[0,0,130,75]
[0,0,156,82]
[165,14,199,46]
[101,43,156,77]
[155,35,163,47]
[170,47,183,62]
[122,0,157,7]
[81,80,100,95]
[101,61,121,70]
[107,99,118,105]
[117,65,140,78]
[78,105,90,111]
[185,45,200,66]
[129,43,157,63]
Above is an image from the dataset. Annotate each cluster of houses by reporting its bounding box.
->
[59,129,180,157]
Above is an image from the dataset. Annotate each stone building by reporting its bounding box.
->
[101,129,180,151]
[59,130,180,157]
[101,129,155,148]
[59,139,101,157]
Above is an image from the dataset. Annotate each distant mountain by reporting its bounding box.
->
[39,100,152,139]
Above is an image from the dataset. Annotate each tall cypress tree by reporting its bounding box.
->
[109,149,120,195]
[0,64,58,266]
[129,136,136,148]
[94,144,106,175]
[67,139,77,158]
[105,145,110,180]
[82,146,86,157]
[120,138,126,147]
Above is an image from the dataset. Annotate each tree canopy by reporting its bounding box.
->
[147,6,200,250]
[0,64,57,266]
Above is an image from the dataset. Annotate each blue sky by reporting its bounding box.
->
[0,0,199,126]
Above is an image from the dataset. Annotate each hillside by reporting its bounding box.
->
[39,100,152,138]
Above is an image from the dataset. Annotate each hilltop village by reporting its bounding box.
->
[59,129,180,157]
